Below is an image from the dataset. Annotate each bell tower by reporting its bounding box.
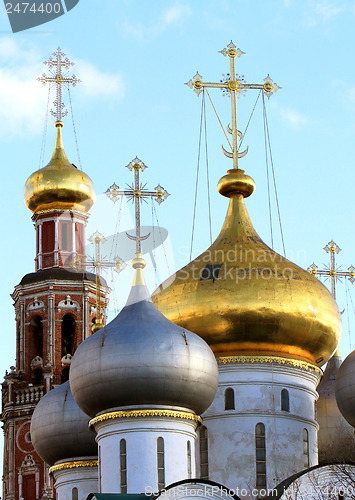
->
[1,48,109,500]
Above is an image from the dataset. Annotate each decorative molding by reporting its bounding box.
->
[49,460,98,475]
[61,354,72,366]
[30,356,43,369]
[21,454,36,468]
[58,295,80,312]
[27,297,45,312]
[89,409,202,428]
[217,355,321,373]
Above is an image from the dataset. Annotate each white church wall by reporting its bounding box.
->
[94,414,197,494]
[51,462,98,500]
[201,360,321,496]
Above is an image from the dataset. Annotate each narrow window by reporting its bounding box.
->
[187,440,192,478]
[255,423,266,489]
[30,315,43,359]
[61,314,75,357]
[225,388,235,410]
[120,439,127,493]
[200,425,209,479]
[157,437,165,490]
[72,487,78,500]
[98,445,101,491]
[303,428,309,468]
[42,221,55,253]
[281,389,289,412]
[61,222,69,251]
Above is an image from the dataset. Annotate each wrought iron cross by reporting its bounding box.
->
[73,231,126,329]
[37,47,80,121]
[186,41,279,169]
[308,240,355,299]
[105,157,169,255]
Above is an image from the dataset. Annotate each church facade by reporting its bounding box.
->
[2,44,355,500]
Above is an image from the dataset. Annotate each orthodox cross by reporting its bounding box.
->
[37,47,81,121]
[308,240,355,299]
[73,231,126,330]
[186,41,279,169]
[105,157,170,256]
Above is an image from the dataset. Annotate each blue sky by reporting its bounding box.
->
[1,0,355,462]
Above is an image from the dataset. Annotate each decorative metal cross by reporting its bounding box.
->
[37,47,81,122]
[73,231,126,330]
[105,157,170,255]
[186,41,279,169]
[308,240,355,299]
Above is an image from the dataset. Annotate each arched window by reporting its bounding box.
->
[157,437,165,490]
[303,428,309,468]
[225,388,235,410]
[120,439,127,493]
[61,314,75,357]
[187,440,192,479]
[30,315,43,359]
[200,425,209,479]
[281,389,290,412]
[72,487,78,500]
[255,423,266,489]
[61,366,70,383]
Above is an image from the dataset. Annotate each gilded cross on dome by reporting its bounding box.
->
[37,47,81,122]
[72,231,126,332]
[308,240,355,299]
[105,157,170,255]
[186,41,280,169]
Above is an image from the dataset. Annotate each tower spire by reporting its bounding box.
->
[37,47,80,123]
[186,41,279,170]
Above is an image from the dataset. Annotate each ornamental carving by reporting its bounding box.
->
[30,356,43,369]
[21,454,36,468]
[89,409,202,428]
[217,355,321,374]
[58,295,80,312]
[49,459,98,475]
[27,297,45,312]
[61,354,72,366]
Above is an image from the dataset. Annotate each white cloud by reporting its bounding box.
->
[280,108,308,128]
[162,4,191,26]
[75,61,125,99]
[123,3,191,39]
[0,39,124,140]
[303,1,344,27]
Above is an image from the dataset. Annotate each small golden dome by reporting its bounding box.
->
[153,169,341,366]
[24,122,95,213]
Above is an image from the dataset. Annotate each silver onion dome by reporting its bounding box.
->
[30,381,97,466]
[317,350,355,464]
[335,350,355,429]
[69,260,218,418]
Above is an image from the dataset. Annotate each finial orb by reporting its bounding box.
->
[217,169,255,198]
[92,319,104,334]
[132,254,146,270]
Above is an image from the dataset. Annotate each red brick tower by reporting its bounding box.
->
[1,49,109,500]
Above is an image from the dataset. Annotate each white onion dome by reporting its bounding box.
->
[335,350,355,428]
[69,257,218,418]
[30,381,97,466]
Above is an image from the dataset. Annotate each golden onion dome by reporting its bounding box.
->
[24,121,95,213]
[152,168,341,367]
